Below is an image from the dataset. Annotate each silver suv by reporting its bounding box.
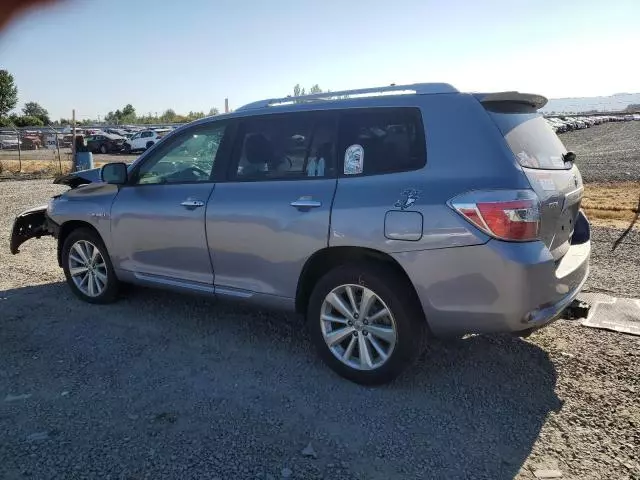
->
[10,83,590,384]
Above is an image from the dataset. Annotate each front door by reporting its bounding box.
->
[206,111,338,299]
[110,122,229,286]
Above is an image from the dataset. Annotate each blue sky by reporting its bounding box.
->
[0,0,638,120]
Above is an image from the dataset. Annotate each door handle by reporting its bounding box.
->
[290,197,322,209]
[180,199,205,208]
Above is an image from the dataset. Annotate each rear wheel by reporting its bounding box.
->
[61,228,119,304]
[145,141,154,150]
[307,263,426,385]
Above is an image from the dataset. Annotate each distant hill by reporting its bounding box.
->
[542,93,640,114]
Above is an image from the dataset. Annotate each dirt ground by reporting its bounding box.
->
[0,123,639,479]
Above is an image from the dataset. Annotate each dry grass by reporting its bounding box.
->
[0,159,73,177]
[0,159,112,179]
[582,182,639,229]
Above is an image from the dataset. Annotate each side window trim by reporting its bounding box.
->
[126,122,228,186]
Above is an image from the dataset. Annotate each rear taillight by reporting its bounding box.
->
[450,190,540,241]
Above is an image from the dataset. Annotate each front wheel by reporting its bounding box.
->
[307,263,426,385]
[99,144,108,154]
[122,144,131,154]
[61,228,119,304]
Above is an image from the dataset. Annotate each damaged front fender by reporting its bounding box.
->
[53,167,102,189]
[9,205,58,254]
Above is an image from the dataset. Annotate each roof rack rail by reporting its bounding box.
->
[237,82,458,111]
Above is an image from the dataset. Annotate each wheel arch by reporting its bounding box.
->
[296,246,422,317]
[57,220,104,267]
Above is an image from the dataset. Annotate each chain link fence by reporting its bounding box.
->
[0,128,73,177]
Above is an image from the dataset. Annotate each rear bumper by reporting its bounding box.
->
[393,213,591,337]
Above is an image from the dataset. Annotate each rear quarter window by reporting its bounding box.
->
[490,113,569,170]
[338,107,426,176]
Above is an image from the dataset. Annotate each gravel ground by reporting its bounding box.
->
[584,227,640,298]
[1,178,639,480]
[561,121,640,183]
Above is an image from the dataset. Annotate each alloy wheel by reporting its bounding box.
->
[320,284,397,371]
[68,240,108,297]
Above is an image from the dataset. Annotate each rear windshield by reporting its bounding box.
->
[490,113,569,170]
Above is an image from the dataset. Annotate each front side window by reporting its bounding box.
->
[338,108,426,176]
[133,124,226,185]
[232,112,336,181]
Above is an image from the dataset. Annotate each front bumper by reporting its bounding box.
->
[9,205,57,254]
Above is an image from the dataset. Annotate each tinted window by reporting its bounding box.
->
[134,124,226,185]
[232,112,336,180]
[490,113,569,170]
[338,108,426,176]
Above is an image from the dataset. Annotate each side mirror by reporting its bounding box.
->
[101,162,128,184]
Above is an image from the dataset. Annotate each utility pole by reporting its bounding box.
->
[72,109,76,171]
[225,98,229,113]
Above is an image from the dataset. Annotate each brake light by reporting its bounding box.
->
[450,190,540,241]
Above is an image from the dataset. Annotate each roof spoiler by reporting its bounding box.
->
[475,92,548,111]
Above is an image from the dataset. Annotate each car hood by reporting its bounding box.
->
[53,167,102,188]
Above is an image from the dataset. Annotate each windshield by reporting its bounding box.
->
[490,113,570,170]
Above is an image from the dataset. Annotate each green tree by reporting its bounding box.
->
[122,104,135,116]
[0,69,18,119]
[208,107,219,116]
[160,109,177,123]
[293,84,305,97]
[12,115,44,127]
[22,101,50,124]
[309,84,322,94]
[120,104,136,123]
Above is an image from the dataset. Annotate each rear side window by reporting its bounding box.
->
[490,113,569,170]
[338,108,426,176]
[230,112,337,181]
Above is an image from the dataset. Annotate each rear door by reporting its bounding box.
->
[206,110,338,299]
[488,111,583,259]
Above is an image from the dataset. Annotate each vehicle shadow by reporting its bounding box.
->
[0,282,561,479]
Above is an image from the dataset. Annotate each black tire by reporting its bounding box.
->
[145,141,154,150]
[100,144,108,154]
[61,228,119,304]
[123,143,131,154]
[307,263,426,385]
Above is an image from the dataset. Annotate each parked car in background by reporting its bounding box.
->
[0,134,21,149]
[105,128,129,137]
[20,134,42,149]
[86,133,126,154]
[11,83,591,384]
[123,129,167,153]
